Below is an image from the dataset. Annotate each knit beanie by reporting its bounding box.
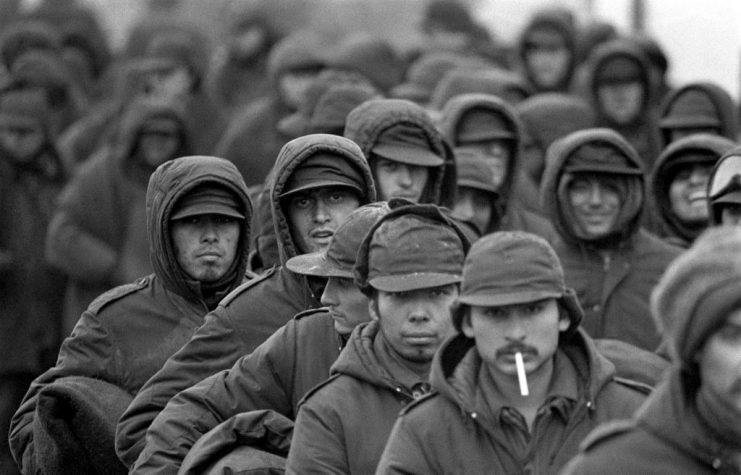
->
[651,226,741,371]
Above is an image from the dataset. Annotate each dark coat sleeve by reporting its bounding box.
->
[9,308,121,473]
[127,320,300,472]
[286,396,350,475]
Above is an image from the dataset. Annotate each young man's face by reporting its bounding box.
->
[321,276,370,336]
[453,187,494,234]
[524,28,571,89]
[137,118,182,168]
[463,298,568,378]
[697,308,741,414]
[373,284,458,364]
[171,214,241,282]
[373,158,430,202]
[286,186,361,254]
[0,120,45,162]
[669,163,712,223]
[567,175,622,238]
[721,203,741,226]
[457,140,511,191]
[597,81,644,125]
[279,70,321,109]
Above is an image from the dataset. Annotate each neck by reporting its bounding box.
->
[488,357,555,429]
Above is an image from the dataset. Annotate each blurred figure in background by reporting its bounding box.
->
[708,146,741,227]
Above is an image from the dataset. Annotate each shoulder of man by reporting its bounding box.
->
[297,373,343,408]
[611,376,654,396]
[220,266,278,307]
[398,390,441,416]
[87,275,152,314]
[293,307,330,321]
[578,419,637,453]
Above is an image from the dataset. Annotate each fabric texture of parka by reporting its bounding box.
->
[562,370,740,475]
[437,92,557,238]
[541,128,681,351]
[9,155,253,475]
[130,309,340,473]
[286,320,434,475]
[648,133,736,247]
[213,31,327,186]
[45,98,191,334]
[658,81,739,148]
[343,98,456,207]
[376,329,647,474]
[117,133,376,469]
[517,8,578,94]
[584,39,662,171]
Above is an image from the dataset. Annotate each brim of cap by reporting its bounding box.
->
[712,190,741,205]
[457,179,498,195]
[457,130,515,142]
[373,144,444,167]
[277,112,308,137]
[659,117,721,129]
[389,83,430,102]
[457,289,563,307]
[565,165,643,176]
[171,204,245,220]
[369,273,461,292]
[285,252,353,278]
[279,181,363,199]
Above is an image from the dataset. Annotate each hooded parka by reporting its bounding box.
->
[583,39,662,171]
[45,98,192,334]
[117,134,376,468]
[541,128,681,350]
[437,93,556,237]
[343,98,457,208]
[376,329,646,474]
[9,155,253,474]
[648,133,736,247]
[286,320,434,474]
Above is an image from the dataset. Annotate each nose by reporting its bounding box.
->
[320,279,339,306]
[200,219,219,243]
[587,183,605,206]
[397,165,413,187]
[689,166,707,186]
[504,315,527,341]
[407,301,430,323]
[313,199,331,223]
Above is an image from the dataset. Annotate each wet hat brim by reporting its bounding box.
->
[457,289,562,307]
[369,272,461,292]
[372,144,444,167]
[286,252,353,278]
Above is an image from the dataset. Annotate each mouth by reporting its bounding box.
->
[402,333,437,346]
[196,250,223,259]
[310,229,334,241]
[497,345,537,359]
[688,191,707,203]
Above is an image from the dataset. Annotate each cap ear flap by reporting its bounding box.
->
[559,287,584,339]
[451,300,467,334]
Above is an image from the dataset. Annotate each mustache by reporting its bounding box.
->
[496,343,538,358]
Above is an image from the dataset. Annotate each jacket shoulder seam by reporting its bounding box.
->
[399,391,440,416]
[293,307,329,320]
[580,419,636,452]
[612,376,654,395]
[297,373,342,407]
[87,276,150,314]
[220,266,277,306]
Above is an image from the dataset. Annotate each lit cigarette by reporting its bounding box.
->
[515,352,529,396]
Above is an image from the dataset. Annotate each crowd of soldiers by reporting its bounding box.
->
[0,0,740,473]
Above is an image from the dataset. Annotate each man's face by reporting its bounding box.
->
[0,120,45,162]
[287,186,361,254]
[145,66,195,102]
[463,299,568,379]
[457,140,511,191]
[321,276,370,335]
[453,187,494,234]
[669,163,712,223]
[373,158,430,202]
[524,29,571,89]
[721,203,741,226]
[374,284,458,364]
[597,81,644,125]
[567,176,622,238]
[137,118,182,168]
[171,214,241,282]
[697,308,741,414]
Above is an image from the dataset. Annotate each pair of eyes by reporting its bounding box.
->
[176,215,238,226]
[568,180,621,195]
[385,286,456,300]
[289,191,356,210]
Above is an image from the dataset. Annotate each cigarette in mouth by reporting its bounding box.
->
[515,352,529,396]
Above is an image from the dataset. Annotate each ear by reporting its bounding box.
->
[558,306,570,332]
[461,310,475,339]
[368,298,380,322]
